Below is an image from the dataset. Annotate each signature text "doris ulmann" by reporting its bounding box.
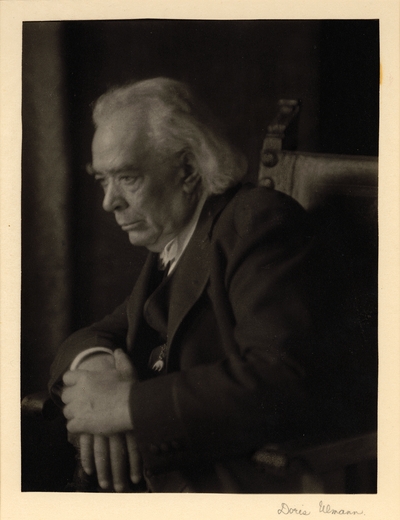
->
[277,501,364,515]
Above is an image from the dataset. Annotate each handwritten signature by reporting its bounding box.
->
[319,502,363,515]
[277,502,364,516]
[278,503,310,515]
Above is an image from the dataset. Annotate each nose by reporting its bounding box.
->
[102,179,128,213]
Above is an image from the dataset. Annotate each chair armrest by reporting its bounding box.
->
[252,431,377,493]
[291,431,377,475]
[21,390,61,420]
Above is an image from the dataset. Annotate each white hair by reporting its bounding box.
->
[92,77,247,194]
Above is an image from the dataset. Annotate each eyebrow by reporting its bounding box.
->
[86,164,98,175]
[86,163,139,176]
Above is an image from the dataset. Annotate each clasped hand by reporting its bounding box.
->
[62,350,134,435]
[61,349,141,491]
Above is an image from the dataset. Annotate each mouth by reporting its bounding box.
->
[120,221,143,231]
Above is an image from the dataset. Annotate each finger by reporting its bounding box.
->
[61,385,77,405]
[93,435,111,490]
[114,349,136,380]
[63,370,79,386]
[65,416,83,435]
[109,434,130,492]
[63,403,73,421]
[61,387,70,405]
[79,434,95,475]
[61,382,80,405]
[126,431,142,484]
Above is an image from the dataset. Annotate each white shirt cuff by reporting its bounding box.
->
[70,347,114,371]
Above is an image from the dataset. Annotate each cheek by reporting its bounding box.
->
[124,188,148,214]
[159,192,185,220]
[135,193,167,226]
[138,182,186,227]
[147,187,176,214]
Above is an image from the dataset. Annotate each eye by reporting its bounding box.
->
[119,174,138,185]
[117,173,141,189]
[95,176,109,189]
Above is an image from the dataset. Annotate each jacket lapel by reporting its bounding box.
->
[166,185,241,353]
[126,252,158,352]
[127,184,241,362]
[138,208,214,355]
[166,219,212,350]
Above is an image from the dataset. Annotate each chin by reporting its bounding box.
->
[128,233,148,246]
[128,230,161,251]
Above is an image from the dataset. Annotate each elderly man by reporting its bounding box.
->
[49,77,323,493]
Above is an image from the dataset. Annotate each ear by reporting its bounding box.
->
[179,151,202,194]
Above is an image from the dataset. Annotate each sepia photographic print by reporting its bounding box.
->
[1,2,399,520]
[21,17,379,492]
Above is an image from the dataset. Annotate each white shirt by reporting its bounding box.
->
[71,195,207,370]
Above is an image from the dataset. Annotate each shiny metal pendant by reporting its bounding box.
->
[152,343,167,372]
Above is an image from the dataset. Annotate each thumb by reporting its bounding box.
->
[114,349,137,381]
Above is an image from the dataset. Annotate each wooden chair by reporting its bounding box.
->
[256,99,378,493]
[22,101,378,493]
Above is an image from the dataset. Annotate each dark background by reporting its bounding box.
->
[21,20,379,396]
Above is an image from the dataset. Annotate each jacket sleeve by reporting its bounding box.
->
[48,298,129,403]
[129,189,319,474]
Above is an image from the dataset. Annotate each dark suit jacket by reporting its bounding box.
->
[49,184,345,492]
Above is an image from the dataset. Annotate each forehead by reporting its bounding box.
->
[92,108,153,170]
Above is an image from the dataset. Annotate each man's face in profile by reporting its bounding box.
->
[90,109,197,252]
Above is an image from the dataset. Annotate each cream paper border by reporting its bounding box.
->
[1,1,399,519]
